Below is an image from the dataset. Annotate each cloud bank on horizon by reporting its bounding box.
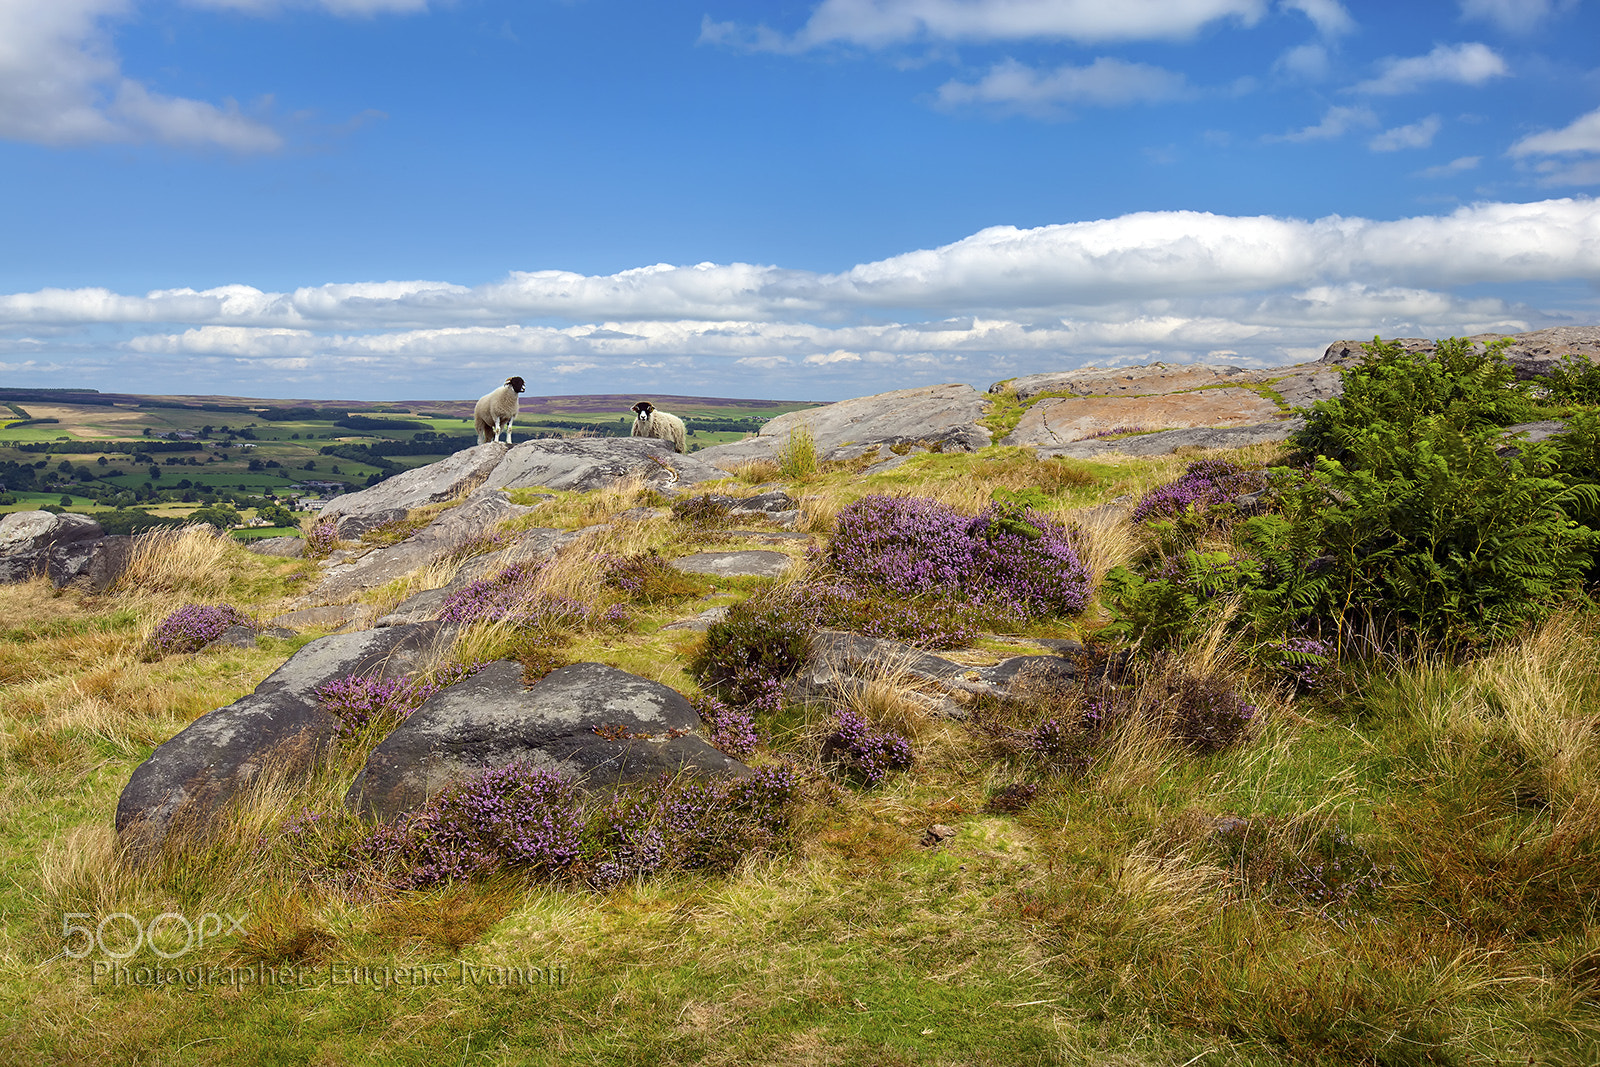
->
[1,0,1599,401]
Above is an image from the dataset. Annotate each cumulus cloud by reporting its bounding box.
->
[6,199,1597,398]
[1369,114,1442,151]
[936,57,1189,113]
[1267,104,1376,142]
[1351,42,1509,95]
[1281,0,1355,38]
[0,0,422,151]
[704,0,1270,51]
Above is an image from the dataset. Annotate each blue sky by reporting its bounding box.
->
[2,0,1599,402]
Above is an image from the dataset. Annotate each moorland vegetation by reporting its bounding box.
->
[5,340,1600,1063]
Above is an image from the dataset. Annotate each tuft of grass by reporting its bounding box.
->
[114,525,236,597]
[775,422,820,481]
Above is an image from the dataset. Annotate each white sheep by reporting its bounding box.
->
[630,401,687,453]
[474,376,526,445]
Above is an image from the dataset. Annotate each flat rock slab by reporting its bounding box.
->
[319,442,509,538]
[270,603,357,631]
[479,437,725,494]
[118,623,451,846]
[313,490,538,600]
[660,606,730,632]
[787,630,1079,716]
[1003,389,1283,448]
[696,384,991,471]
[999,363,1266,402]
[669,550,793,579]
[243,536,305,558]
[349,660,750,822]
[1035,418,1303,459]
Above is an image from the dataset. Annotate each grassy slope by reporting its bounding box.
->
[1,427,1598,1064]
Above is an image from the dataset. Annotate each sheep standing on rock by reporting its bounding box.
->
[631,401,687,453]
[475,376,526,445]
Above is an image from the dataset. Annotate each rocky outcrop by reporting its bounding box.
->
[668,550,794,579]
[695,384,991,470]
[1001,363,1265,402]
[1002,388,1285,449]
[313,489,539,600]
[1025,418,1306,460]
[479,437,725,494]
[0,510,134,591]
[1321,326,1600,380]
[117,622,453,847]
[318,441,509,538]
[348,661,750,822]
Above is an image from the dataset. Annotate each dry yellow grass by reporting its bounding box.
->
[115,524,236,597]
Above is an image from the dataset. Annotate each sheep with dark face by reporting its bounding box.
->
[630,401,686,453]
[475,376,526,444]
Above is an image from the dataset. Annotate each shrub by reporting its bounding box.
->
[1296,335,1534,467]
[826,495,1090,619]
[1129,459,1265,525]
[600,550,701,604]
[692,596,814,706]
[1538,353,1600,405]
[822,708,914,786]
[356,762,799,890]
[315,661,485,739]
[148,603,250,655]
[303,517,339,559]
[690,692,759,757]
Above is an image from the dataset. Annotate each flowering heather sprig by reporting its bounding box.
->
[826,495,1090,619]
[359,763,584,889]
[1085,425,1148,440]
[826,708,914,786]
[1166,675,1257,753]
[1267,634,1336,692]
[1130,459,1267,524]
[691,692,760,757]
[148,603,251,655]
[304,518,339,558]
[436,561,542,625]
[356,761,800,890]
[315,661,487,738]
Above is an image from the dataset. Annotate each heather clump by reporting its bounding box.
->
[147,603,251,656]
[303,517,339,559]
[692,595,815,707]
[355,762,799,890]
[1130,459,1266,525]
[598,550,701,604]
[690,692,759,758]
[315,662,486,739]
[825,494,1090,620]
[822,708,914,786]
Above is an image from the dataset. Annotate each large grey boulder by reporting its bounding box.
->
[349,661,750,821]
[117,622,452,846]
[318,442,509,538]
[695,384,991,471]
[480,437,726,494]
[0,511,134,590]
[996,363,1264,402]
[313,489,538,599]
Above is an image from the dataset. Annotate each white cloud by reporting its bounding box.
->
[1459,0,1572,33]
[936,57,1189,113]
[1510,106,1600,157]
[6,199,1598,398]
[1369,114,1442,151]
[1267,104,1376,142]
[707,0,1270,51]
[1351,42,1509,95]
[1281,0,1355,38]
[1415,155,1481,178]
[0,0,422,151]
[1274,42,1331,80]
